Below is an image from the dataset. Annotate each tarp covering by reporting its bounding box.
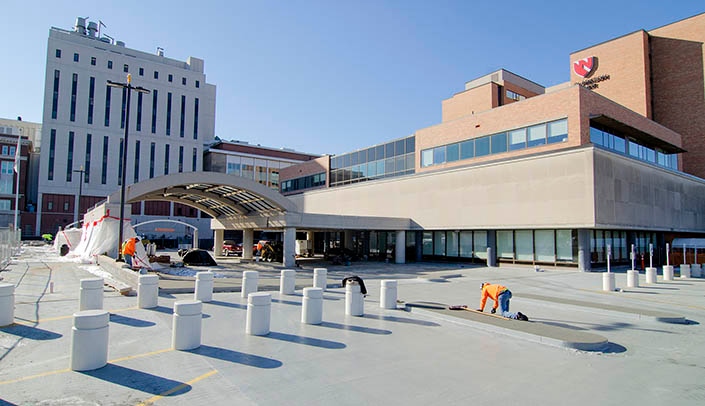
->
[181,249,217,266]
[53,228,82,252]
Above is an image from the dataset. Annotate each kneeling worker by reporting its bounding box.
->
[477,282,528,321]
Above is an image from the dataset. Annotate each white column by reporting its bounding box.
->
[395,231,406,264]
[627,270,639,288]
[301,287,323,324]
[663,265,674,281]
[70,310,109,371]
[172,300,202,350]
[380,280,397,309]
[79,278,104,311]
[246,292,271,335]
[283,227,296,267]
[0,283,15,326]
[242,271,259,298]
[138,274,159,309]
[345,282,364,316]
[243,229,254,260]
[602,272,615,292]
[645,267,657,284]
[195,271,214,302]
[213,229,224,256]
[313,268,327,291]
[193,228,199,249]
[280,269,296,295]
[680,264,691,278]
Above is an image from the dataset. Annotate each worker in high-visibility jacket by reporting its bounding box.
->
[122,237,138,268]
[477,282,528,321]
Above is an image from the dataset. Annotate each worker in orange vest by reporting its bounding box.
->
[123,237,138,268]
[478,282,528,321]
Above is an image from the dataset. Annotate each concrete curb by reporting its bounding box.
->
[405,302,609,352]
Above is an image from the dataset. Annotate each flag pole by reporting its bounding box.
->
[13,134,22,231]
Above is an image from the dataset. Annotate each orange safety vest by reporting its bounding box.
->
[123,238,137,256]
[479,283,508,311]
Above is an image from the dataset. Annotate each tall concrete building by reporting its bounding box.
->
[38,18,216,237]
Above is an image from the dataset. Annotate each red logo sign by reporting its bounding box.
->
[573,57,597,78]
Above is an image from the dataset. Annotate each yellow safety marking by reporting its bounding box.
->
[0,348,172,386]
[136,369,218,405]
[11,306,139,325]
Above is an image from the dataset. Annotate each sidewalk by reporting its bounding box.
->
[1,245,704,405]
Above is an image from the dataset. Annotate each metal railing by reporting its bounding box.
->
[0,227,21,270]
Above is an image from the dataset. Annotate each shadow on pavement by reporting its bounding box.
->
[317,321,392,335]
[0,324,62,340]
[188,345,282,369]
[265,331,346,349]
[109,314,156,328]
[81,363,191,396]
[360,313,441,327]
[206,300,246,310]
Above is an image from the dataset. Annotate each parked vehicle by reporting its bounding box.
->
[222,240,242,256]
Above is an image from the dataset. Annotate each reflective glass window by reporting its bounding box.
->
[421,149,433,167]
[433,146,445,164]
[460,140,474,159]
[406,136,415,153]
[527,124,547,147]
[509,128,526,151]
[395,139,405,156]
[547,119,568,144]
[446,143,459,162]
[491,132,507,154]
[475,136,490,157]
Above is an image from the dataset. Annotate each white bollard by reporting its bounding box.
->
[172,300,202,350]
[138,274,159,309]
[241,271,259,298]
[691,264,702,278]
[301,287,323,324]
[246,292,271,335]
[645,267,657,284]
[680,264,691,278]
[0,283,15,326]
[627,270,639,288]
[313,268,327,291]
[380,280,398,309]
[280,269,296,295]
[345,281,364,316]
[602,272,615,292]
[194,272,214,302]
[70,310,109,371]
[663,265,674,281]
[79,278,104,311]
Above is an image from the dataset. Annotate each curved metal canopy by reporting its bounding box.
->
[107,172,297,218]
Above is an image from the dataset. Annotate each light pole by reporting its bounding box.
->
[107,74,150,261]
[73,165,85,225]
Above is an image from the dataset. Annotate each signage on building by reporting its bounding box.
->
[573,56,610,89]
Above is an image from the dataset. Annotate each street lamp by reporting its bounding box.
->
[107,74,150,261]
[72,165,85,225]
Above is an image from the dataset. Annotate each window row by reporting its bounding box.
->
[422,230,489,260]
[330,136,415,170]
[281,172,327,193]
[497,229,577,263]
[329,152,415,186]
[421,119,568,168]
[55,49,200,88]
[46,129,199,185]
[0,146,17,157]
[50,70,200,140]
[589,126,678,170]
[225,156,293,190]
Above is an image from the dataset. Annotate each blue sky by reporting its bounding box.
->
[1,1,703,156]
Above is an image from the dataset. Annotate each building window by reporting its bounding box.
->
[107,60,113,69]
[179,95,186,137]
[70,73,78,122]
[51,70,60,119]
[134,140,140,183]
[101,136,108,184]
[123,64,129,73]
[151,90,158,134]
[91,56,96,66]
[1,162,14,194]
[87,76,95,124]
[85,133,91,183]
[192,147,198,171]
[118,138,124,186]
[182,77,186,85]
[66,131,74,182]
[48,130,56,180]
[64,201,70,212]
[0,200,10,211]
[178,146,184,173]
[149,142,155,178]
[168,74,173,82]
[154,71,159,79]
[73,53,79,62]
[47,202,53,211]
[55,49,61,58]
[120,87,127,129]
[166,92,172,135]
[506,89,524,101]
[195,80,200,88]
[104,85,112,126]
[139,67,144,76]
[136,92,143,131]
[193,98,199,140]
[164,144,170,175]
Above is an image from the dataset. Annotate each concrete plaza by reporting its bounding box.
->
[1,244,704,405]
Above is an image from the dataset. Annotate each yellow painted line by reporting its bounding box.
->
[11,306,140,325]
[137,369,218,405]
[0,348,172,386]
